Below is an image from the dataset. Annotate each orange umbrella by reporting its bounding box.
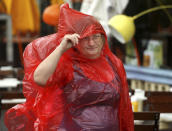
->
[3,0,40,34]
[2,0,40,65]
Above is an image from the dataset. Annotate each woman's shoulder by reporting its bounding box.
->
[31,33,59,47]
[24,33,60,60]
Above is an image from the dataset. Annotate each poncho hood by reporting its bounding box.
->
[56,3,112,64]
[58,3,106,39]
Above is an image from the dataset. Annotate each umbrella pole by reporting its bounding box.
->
[132,38,141,66]
[16,32,24,66]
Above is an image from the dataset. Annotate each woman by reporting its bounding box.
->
[5,3,134,131]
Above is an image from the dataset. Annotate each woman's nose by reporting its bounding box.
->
[88,38,95,45]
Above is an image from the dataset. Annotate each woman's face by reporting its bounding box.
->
[77,33,104,59]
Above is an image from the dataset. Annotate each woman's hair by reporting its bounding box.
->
[101,34,105,44]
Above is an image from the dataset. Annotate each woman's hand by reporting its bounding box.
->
[59,33,80,53]
[34,33,80,86]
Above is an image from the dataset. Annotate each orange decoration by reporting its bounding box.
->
[42,4,60,26]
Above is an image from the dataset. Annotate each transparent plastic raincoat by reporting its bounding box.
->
[5,3,134,131]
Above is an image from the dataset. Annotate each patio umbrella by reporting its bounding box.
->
[2,0,40,65]
[3,0,40,34]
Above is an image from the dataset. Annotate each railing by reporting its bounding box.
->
[124,65,172,85]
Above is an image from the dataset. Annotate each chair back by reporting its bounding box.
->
[0,91,25,118]
[134,112,160,131]
[145,91,172,113]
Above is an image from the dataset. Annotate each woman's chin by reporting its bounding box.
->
[84,52,101,59]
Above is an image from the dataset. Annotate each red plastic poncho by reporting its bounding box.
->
[5,3,134,131]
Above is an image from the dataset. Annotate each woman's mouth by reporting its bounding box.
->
[86,47,97,50]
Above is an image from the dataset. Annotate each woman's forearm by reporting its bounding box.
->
[33,45,64,86]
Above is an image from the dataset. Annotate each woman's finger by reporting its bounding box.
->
[73,34,80,45]
[70,34,80,46]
